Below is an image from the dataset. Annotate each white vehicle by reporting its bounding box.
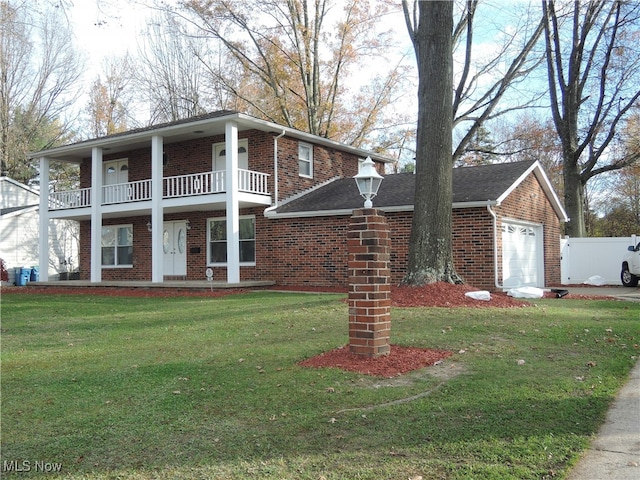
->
[621,243,640,287]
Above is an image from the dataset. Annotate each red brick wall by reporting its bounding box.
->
[79,131,363,202]
[76,128,364,283]
[75,130,560,288]
[253,174,561,291]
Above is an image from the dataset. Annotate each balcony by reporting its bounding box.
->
[48,169,270,211]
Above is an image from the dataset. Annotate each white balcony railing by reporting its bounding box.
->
[239,168,269,194]
[49,187,91,210]
[102,179,152,204]
[49,170,270,211]
[164,171,225,198]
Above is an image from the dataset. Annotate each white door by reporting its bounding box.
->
[163,221,187,276]
[213,139,249,171]
[213,140,249,191]
[502,222,543,287]
[103,159,129,203]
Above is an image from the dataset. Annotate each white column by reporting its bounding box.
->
[151,135,164,283]
[225,121,240,284]
[90,147,103,282]
[38,157,50,281]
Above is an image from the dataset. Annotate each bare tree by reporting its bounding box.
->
[86,55,134,137]
[136,12,222,124]
[0,0,83,182]
[542,0,640,237]
[162,0,412,149]
[450,0,545,163]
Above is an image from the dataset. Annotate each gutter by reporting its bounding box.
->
[487,203,504,290]
[264,130,286,215]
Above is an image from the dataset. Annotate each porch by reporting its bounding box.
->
[26,279,276,291]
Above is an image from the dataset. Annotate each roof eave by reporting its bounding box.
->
[29,112,394,164]
[265,200,500,218]
[494,161,568,222]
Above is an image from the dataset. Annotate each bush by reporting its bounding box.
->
[0,258,8,282]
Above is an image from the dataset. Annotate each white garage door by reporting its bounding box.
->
[501,222,543,287]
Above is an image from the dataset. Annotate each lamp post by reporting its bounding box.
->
[348,156,390,357]
[354,157,383,208]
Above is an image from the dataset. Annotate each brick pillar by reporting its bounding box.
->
[348,208,391,357]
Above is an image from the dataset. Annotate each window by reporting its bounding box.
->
[102,225,133,267]
[208,216,256,265]
[298,143,313,178]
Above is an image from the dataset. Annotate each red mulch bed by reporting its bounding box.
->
[298,344,453,378]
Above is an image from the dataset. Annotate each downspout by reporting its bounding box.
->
[264,130,286,215]
[487,203,504,290]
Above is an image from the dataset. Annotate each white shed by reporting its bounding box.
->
[0,177,78,284]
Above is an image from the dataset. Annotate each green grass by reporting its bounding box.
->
[1,291,639,479]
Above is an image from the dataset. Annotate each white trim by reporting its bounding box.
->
[90,147,103,282]
[151,136,164,282]
[38,158,50,281]
[263,200,500,219]
[28,112,393,165]
[496,161,568,222]
[225,121,240,283]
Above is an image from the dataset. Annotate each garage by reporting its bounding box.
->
[501,221,543,287]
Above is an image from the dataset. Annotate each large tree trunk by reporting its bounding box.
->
[403,0,462,286]
[563,160,586,237]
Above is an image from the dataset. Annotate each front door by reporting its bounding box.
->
[163,221,187,277]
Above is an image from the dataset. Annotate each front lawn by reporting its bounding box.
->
[1,291,638,479]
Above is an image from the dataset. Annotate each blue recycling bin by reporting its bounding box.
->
[14,268,30,286]
[30,267,39,281]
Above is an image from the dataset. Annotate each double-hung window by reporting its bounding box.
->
[101,225,133,267]
[298,142,313,178]
[208,216,256,265]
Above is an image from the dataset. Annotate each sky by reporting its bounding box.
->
[69,0,149,75]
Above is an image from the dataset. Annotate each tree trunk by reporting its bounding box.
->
[563,160,585,237]
[403,0,462,286]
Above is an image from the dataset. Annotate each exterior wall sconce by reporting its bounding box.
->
[354,156,383,208]
[185,220,191,230]
[146,221,152,232]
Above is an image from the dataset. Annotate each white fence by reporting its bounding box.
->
[560,235,638,285]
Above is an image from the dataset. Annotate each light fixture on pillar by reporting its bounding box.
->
[354,156,383,208]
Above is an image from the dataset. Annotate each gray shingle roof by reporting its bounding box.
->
[275,160,538,214]
[0,205,38,216]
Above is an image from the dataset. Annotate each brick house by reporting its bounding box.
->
[33,111,567,290]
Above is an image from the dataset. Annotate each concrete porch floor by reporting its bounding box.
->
[25,280,276,290]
